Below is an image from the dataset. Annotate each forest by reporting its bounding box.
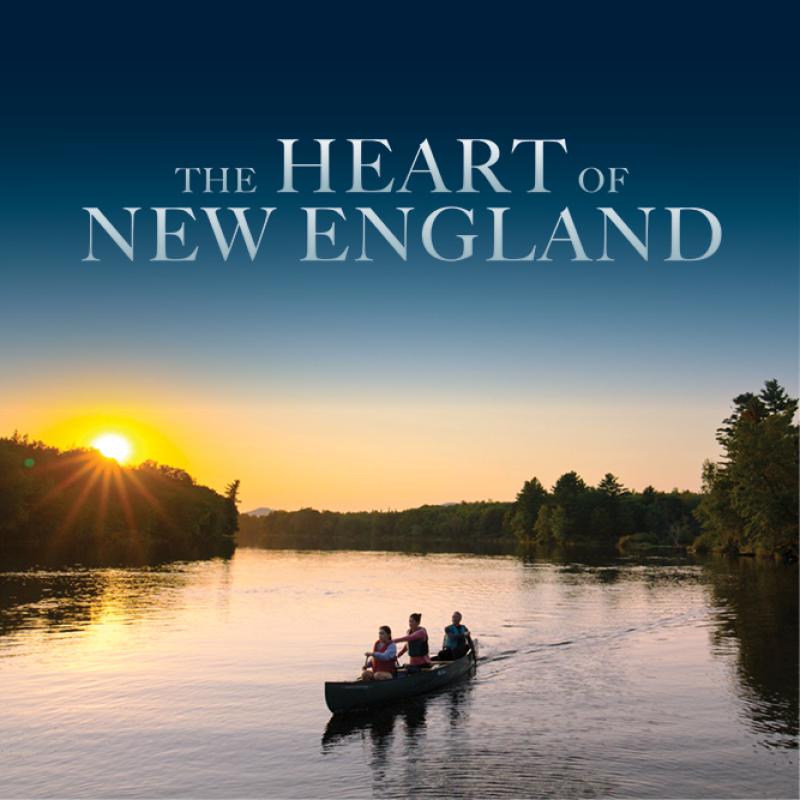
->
[0,433,238,566]
[236,480,702,552]
[239,380,798,560]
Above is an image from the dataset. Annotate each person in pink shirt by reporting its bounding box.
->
[393,612,431,672]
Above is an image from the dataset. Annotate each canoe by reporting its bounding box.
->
[324,641,478,714]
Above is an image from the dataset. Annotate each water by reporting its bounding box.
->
[0,547,797,798]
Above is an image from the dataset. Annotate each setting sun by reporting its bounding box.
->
[92,433,132,463]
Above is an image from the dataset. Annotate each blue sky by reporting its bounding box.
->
[1,42,797,509]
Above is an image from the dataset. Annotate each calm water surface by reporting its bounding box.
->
[0,547,797,798]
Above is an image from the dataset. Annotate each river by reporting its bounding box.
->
[0,547,797,798]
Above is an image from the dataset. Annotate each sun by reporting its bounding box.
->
[92,433,132,464]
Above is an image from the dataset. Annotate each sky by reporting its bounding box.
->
[1,33,797,511]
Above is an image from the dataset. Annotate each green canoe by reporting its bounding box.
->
[324,642,478,713]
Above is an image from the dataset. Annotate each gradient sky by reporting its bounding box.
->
[1,36,797,511]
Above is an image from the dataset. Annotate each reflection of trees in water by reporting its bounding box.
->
[0,571,102,637]
[0,564,198,641]
[520,543,619,568]
[520,545,705,593]
[705,557,798,747]
[246,537,517,556]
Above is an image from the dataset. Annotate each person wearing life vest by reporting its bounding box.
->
[435,611,471,660]
[362,625,397,681]
[393,613,431,672]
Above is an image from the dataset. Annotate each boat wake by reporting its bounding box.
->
[476,607,709,667]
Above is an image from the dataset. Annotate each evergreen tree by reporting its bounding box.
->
[224,480,241,534]
[695,380,799,557]
[550,472,591,542]
[509,477,548,541]
[598,473,626,497]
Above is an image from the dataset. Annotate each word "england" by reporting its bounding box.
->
[82,205,721,263]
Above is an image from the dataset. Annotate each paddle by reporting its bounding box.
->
[467,633,477,665]
[357,653,371,681]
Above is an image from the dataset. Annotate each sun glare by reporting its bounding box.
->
[92,433,132,464]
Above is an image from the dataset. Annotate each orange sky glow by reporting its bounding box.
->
[3,372,726,512]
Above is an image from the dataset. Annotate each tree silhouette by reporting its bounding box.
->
[598,473,626,497]
[0,435,238,566]
[696,380,798,557]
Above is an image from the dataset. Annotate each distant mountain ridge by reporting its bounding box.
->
[243,507,273,517]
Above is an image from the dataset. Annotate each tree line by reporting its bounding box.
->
[237,500,513,550]
[0,433,238,566]
[239,380,798,559]
[236,481,702,552]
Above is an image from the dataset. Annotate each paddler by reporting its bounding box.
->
[435,611,471,660]
[393,612,431,672]
[361,625,397,681]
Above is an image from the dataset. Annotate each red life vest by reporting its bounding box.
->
[372,639,395,674]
